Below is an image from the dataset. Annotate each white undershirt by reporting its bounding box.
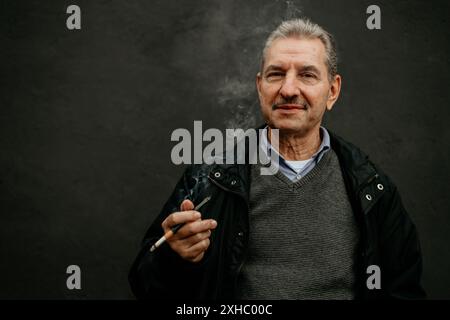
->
[285,158,313,174]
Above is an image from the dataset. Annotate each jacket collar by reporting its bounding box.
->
[328,130,377,191]
[208,125,380,208]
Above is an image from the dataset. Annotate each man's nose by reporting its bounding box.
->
[279,74,300,99]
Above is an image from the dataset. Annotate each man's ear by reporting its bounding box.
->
[326,74,342,111]
[256,72,262,98]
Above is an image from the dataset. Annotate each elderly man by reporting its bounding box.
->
[129,18,425,299]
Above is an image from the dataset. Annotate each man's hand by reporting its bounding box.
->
[161,199,217,263]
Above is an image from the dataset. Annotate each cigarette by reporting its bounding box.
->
[150,196,211,252]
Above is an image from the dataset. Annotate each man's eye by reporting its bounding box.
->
[302,73,316,78]
[266,72,283,78]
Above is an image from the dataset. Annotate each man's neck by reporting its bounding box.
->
[268,126,322,161]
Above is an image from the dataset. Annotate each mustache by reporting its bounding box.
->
[271,99,309,110]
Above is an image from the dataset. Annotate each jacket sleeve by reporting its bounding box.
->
[376,174,426,299]
[128,166,209,299]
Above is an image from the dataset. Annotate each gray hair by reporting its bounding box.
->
[261,18,338,81]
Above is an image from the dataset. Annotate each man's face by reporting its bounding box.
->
[257,37,341,135]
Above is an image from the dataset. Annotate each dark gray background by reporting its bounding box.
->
[1,0,449,299]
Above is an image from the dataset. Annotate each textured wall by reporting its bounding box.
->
[1,0,449,299]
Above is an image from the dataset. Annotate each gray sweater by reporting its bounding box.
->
[235,149,359,300]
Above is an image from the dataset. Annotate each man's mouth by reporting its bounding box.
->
[272,103,307,110]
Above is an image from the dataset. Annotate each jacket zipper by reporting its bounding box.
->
[207,175,250,296]
[234,206,249,296]
[355,171,380,297]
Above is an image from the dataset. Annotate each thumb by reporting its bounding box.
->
[180,199,195,211]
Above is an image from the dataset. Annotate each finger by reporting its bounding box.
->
[180,199,194,211]
[179,230,211,247]
[168,230,211,254]
[175,219,217,239]
[191,252,205,263]
[162,210,201,231]
[186,238,211,258]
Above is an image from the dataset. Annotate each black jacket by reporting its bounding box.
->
[129,129,426,299]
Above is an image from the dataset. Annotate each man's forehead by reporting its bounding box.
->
[264,37,326,67]
[264,63,321,73]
